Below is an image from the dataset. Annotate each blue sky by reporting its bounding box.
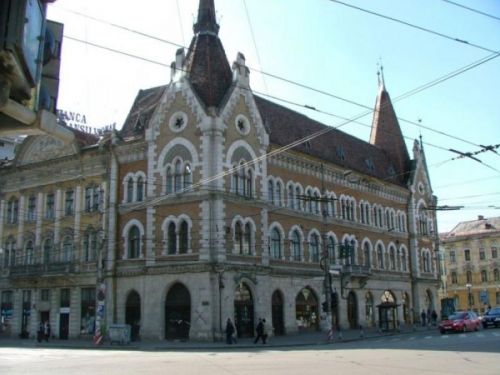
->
[47,0,500,232]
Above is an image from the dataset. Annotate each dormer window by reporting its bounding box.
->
[388,165,396,177]
[364,158,374,172]
[336,146,345,161]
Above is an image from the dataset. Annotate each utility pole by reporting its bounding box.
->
[299,164,334,332]
[94,185,106,345]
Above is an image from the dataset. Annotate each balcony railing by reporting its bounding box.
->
[8,262,79,277]
[342,264,371,277]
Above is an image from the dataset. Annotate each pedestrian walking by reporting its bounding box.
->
[225,318,235,345]
[420,310,426,327]
[431,310,438,326]
[261,319,268,344]
[254,318,264,344]
[43,320,51,342]
[37,321,44,343]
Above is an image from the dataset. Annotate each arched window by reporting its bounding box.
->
[243,223,252,255]
[270,228,281,259]
[291,230,301,261]
[179,221,189,254]
[276,182,282,207]
[389,247,396,270]
[174,160,182,192]
[327,237,336,264]
[166,166,174,194]
[295,186,301,210]
[235,222,243,254]
[25,240,34,265]
[128,226,141,259]
[364,242,370,267]
[451,271,458,284]
[401,248,408,271]
[306,190,313,213]
[183,164,192,190]
[232,166,239,194]
[245,169,253,197]
[62,236,73,263]
[168,222,177,255]
[288,185,294,209]
[310,233,319,262]
[127,178,134,203]
[314,191,321,215]
[268,180,274,204]
[377,244,384,269]
[136,176,144,202]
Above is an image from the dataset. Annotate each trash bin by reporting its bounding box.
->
[108,324,131,345]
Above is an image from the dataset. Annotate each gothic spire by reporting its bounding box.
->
[193,0,220,35]
[184,0,232,110]
[369,77,410,181]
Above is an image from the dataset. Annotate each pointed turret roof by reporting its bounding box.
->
[184,0,233,110]
[369,83,410,180]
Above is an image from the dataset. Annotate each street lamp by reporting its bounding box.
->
[465,283,472,311]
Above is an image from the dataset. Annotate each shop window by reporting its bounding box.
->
[80,288,95,335]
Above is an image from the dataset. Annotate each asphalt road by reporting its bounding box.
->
[1,330,499,375]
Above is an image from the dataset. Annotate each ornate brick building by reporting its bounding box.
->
[0,0,439,340]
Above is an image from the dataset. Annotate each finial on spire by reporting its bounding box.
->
[376,59,386,88]
[193,0,220,35]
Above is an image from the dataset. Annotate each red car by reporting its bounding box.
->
[439,311,481,334]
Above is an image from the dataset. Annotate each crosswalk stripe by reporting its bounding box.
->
[476,333,485,338]
[424,336,432,339]
[441,335,449,338]
[492,332,500,337]
[458,334,467,338]
[408,336,416,340]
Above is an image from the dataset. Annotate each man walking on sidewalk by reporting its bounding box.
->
[254,318,267,344]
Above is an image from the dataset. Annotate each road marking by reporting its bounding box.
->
[424,336,432,339]
[408,336,416,340]
[458,334,467,338]
[441,335,449,339]
[475,333,485,338]
[492,332,500,337]
[390,338,400,342]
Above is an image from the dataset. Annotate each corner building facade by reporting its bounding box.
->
[0,0,440,340]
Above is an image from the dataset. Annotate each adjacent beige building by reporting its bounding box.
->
[441,216,500,313]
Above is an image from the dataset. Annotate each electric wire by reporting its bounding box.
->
[56,4,498,150]
[440,0,500,22]
[327,0,499,54]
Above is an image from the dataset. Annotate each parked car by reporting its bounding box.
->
[439,311,481,334]
[481,307,500,328]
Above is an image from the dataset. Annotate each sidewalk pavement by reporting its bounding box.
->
[0,324,438,351]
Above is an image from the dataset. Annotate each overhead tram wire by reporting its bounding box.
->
[58,7,499,149]
[327,0,499,54]
[440,0,500,22]
[63,34,497,157]
[242,0,269,95]
[59,35,500,211]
